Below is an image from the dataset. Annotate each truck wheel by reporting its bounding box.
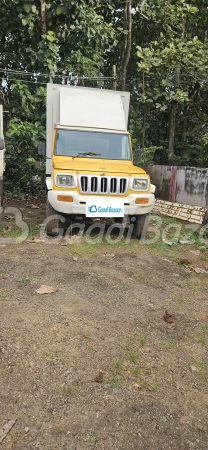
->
[46,196,60,236]
[129,213,150,239]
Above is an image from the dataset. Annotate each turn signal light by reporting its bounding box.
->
[135,198,149,205]
[57,195,73,202]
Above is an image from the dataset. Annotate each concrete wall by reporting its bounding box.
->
[0,178,2,206]
[145,165,208,207]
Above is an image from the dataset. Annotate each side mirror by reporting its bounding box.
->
[38,142,46,157]
[0,137,5,151]
[135,149,141,164]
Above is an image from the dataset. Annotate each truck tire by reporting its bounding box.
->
[45,196,60,236]
[129,213,150,239]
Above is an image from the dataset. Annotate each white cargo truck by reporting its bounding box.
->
[39,84,155,237]
[0,106,5,206]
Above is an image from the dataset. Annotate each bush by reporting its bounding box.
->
[4,152,45,197]
[4,118,45,197]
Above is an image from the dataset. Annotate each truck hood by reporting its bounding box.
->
[53,156,146,175]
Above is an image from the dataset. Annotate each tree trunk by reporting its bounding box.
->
[41,0,46,34]
[120,0,132,91]
[168,63,180,164]
[182,103,190,144]
[168,101,177,164]
[142,108,146,148]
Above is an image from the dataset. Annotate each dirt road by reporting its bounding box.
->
[0,201,208,449]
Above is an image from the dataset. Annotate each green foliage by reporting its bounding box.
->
[4,119,45,196]
[139,146,162,165]
[0,0,208,198]
[133,0,208,165]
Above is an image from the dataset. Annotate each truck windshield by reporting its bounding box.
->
[54,129,131,160]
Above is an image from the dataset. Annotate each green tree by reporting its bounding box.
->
[135,0,208,165]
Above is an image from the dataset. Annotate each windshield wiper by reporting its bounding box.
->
[73,151,101,158]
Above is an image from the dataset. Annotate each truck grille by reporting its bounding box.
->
[79,175,128,195]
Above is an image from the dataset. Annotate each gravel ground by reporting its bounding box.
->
[0,200,208,450]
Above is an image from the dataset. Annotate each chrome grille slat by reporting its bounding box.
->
[81,176,88,192]
[101,177,107,193]
[91,176,97,192]
[79,175,128,195]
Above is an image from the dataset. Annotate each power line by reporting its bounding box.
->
[1,78,47,85]
[0,67,116,81]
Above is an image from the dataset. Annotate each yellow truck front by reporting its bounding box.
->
[41,84,155,237]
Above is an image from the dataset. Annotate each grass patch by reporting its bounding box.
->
[82,333,91,340]
[91,433,99,444]
[0,290,8,300]
[115,359,123,373]
[63,385,73,396]
[37,351,62,365]
[22,271,33,282]
[68,241,100,257]
[190,279,201,289]
[158,341,175,350]
[0,225,23,239]
[201,324,208,335]
[137,378,160,392]
[194,324,208,346]
[150,382,160,392]
[127,350,137,363]
[104,375,121,388]
[105,335,159,392]
[188,359,208,377]
[200,254,208,261]
[139,336,146,347]
[146,240,179,260]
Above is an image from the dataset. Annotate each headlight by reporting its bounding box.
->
[132,178,148,191]
[56,174,76,188]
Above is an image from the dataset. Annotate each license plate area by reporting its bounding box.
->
[86,199,124,217]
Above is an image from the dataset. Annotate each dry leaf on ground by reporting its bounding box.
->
[163,310,176,329]
[4,215,15,221]
[27,238,44,244]
[174,258,191,266]
[194,267,207,274]
[0,419,17,443]
[94,371,104,383]
[35,285,57,295]
[27,204,39,209]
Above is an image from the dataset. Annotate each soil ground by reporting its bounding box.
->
[0,198,208,450]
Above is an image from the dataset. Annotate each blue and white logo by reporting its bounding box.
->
[88,205,97,213]
[86,199,124,218]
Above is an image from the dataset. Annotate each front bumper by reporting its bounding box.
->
[48,190,155,216]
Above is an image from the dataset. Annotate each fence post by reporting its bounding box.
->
[169,166,177,203]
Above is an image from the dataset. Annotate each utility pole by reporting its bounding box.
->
[112,65,117,90]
